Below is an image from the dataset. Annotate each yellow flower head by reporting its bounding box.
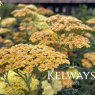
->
[42,80,55,95]
[0,28,11,35]
[37,7,54,16]
[0,71,39,95]
[0,44,70,73]
[11,8,37,18]
[47,15,92,33]
[30,29,58,46]
[17,4,37,11]
[1,18,17,27]
[60,33,90,50]
[19,22,34,31]
[86,18,95,25]
[81,52,95,68]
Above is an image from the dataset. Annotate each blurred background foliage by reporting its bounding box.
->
[0,4,16,18]
[71,5,95,22]
[0,4,95,22]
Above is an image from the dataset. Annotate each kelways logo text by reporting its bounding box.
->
[48,70,95,80]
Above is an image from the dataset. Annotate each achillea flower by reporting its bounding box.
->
[24,5,37,11]
[86,18,95,31]
[81,52,95,68]
[12,32,29,43]
[51,21,92,33]
[12,32,23,43]
[55,71,73,88]
[16,4,26,9]
[51,79,62,94]
[51,23,65,33]
[86,18,95,25]
[42,80,62,95]
[42,80,55,95]
[0,44,69,73]
[37,7,54,16]
[34,14,47,22]
[0,81,5,94]
[30,78,39,91]
[29,29,58,46]
[0,28,11,35]
[47,15,92,33]
[47,15,64,23]
[19,22,34,31]
[1,18,17,27]
[22,17,33,22]
[63,16,82,23]
[3,39,14,47]
[60,33,90,49]
[81,59,93,68]
[19,19,48,31]
[47,15,81,24]
[0,71,26,95]
[60,72,73,88]
[17,4,37,11]
[84,32,92,39]
[64,23,92,32]
[11,8,37,18]
[0,71,39,95]
[33,21,49,30]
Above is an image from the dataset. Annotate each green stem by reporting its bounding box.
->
[15,70,33,95]
[25,74,32,95]
[26,81,32,95]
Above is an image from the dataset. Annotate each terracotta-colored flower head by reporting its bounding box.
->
[47,15,92,33]
[60,33,90,50]
[37,7,54,16]
[0,44,70,73]
[81,52,95,68]
[30,29,58,46]
[11,8,37,18]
